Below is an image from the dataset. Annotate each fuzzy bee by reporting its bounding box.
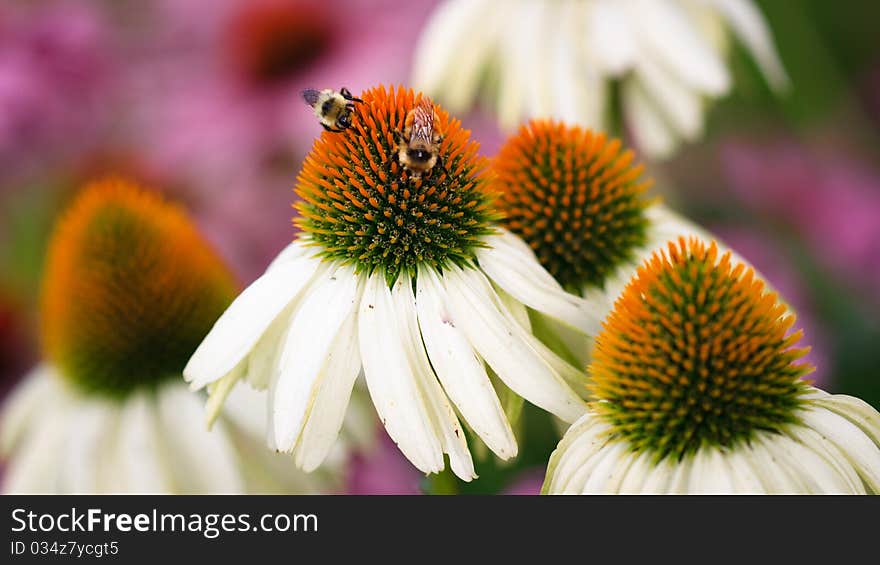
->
[301,87,363,132]
[395,96,444,179]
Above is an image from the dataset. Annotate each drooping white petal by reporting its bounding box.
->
[443,265,587,423]
[0,364,56,455]
[687,448,735,493]
[412,0,492,107]
[632,57,705,141]
[294,306,363,472]
[495,7,530,128]
[786,426,865,494]
[246,301,297,391]
[800,408,880,492]
[747,435,807,493]
[184,249,321,389]
[394,274,475,481]
[626,0,731,95]
[638,455,677,494]
[61,402,118,493]
[769,432,854,494]
[622,78,677,159]
[724,449,766,493]
[710,0,789,90]
[586,0,638,75]
[270,263,361,452]
[155,384,244,493]
[581,441,633,494]
[2,387,69,493]
[551,2,599,125]
[617,450,655,494]
[546,417,610,494]
[810,394,880,447]
[358,272,443,474]
[416,266,516,459]
[478,229,601,335]
[116,392,172,493]
[665,456,694,494]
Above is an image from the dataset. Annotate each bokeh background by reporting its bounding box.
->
[1,0,878,494]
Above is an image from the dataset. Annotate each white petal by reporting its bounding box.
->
[617,450,658,494]
[417,265,516,459]
[184,248,321,389]
[545,416,609,494]
[551,3,600,125]
[495,7,530,128]
[478,229,602,335]
[638,457,676,494]
[711,0,789,90]
[810,394,880,447]
[358,272,443,474]
[271,264,361,452]
[393,274,475,481]
[294,306,362,472]
[2,386,70,493]
[246,301,297,391]
[0,364,56,455]
[724,449,766,493]
[632,57,705,141]
[412,0,493,107]
[765,432,853,494]
[581,441,633,494]
[786,426,865,494]
[627,0,730,95]
[687,448,735,493]
[116,392,172,493]
[743,438,804,494]
[61,402,118,494]
[622,78,678,159]
[586,0,638,75]
[443,265,587,423]
[800,408,880,492]
[155,384,244,493]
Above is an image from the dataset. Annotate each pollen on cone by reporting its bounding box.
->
[41,177,238,397]
[590,236,813,461]
[294,85,498,282]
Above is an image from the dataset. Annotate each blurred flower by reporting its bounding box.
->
[184,87,594,481]
[0,177,347,493]
[347,432,424,495]
[0,1,113,185]
[721,139,880,303]
[414,0,787,158]
[712,226,831,388]
[503,467,545,495]
[491,119,736,366]
[0,291,35,400]
[544,238,880,494]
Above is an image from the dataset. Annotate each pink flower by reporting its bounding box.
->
[721,139,880,304]
[346,431,423,495]
[0,1,113,184]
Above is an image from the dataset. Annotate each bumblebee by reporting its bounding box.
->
[395,96,444,179]
[302,87,363,132]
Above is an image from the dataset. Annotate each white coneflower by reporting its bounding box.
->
[414,0,788,158]
[491,119,732,366]
[543,237,880,494]
[0,178,347,494]
[185,86,595,481]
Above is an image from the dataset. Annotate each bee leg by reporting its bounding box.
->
[340,87,363,104]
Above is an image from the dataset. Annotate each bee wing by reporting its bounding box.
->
[410,98,436,143]
[301,88,321,107]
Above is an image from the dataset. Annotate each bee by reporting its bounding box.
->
[301,87,363,132]
[395,96,444,179]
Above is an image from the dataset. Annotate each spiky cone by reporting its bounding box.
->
[0,177,350,493]
[491,119,756,369]
[185,85,596,481]
[543,237,880,494]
